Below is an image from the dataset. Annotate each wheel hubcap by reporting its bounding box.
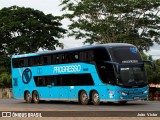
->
[26,93,30,101]
[34,93,38,101]
[82,93,87,102]
[93,93,99,103]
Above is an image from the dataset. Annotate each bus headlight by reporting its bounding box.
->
[118,91,127,96]
[143,89,148,94]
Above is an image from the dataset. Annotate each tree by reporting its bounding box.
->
[0,6,66,87]
[61,0,160,51]
[141,53,160,84]
[0,73,11,88]
[0,6,66,55]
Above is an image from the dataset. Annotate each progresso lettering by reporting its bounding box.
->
[53,65,81,73]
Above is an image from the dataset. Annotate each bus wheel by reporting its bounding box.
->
[79,91,89,105]
[25,91,32,103]
[33,91,39,104]
[92,91,100,105]
[149,92,153,100]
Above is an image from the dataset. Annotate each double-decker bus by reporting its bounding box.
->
[11,43,154,105]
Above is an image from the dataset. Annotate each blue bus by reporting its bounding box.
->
[11,43,154,105]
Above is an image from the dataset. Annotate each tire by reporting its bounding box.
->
[25,91,32,103]
[149,92,153,100]
[32,91,40,104]
[92,91,100,105]
[79,91,89,105]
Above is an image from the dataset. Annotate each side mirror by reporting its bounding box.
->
[143,60,156,71]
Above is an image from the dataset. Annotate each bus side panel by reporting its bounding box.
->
[12,68,24,99]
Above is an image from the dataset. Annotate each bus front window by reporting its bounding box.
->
[97,62,116,85]
[117,66,147,87]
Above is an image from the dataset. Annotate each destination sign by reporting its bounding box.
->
[122,60,138,63]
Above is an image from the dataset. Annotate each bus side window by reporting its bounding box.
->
[62,54,65,63]
[43,55,51,65]
[88,50,94,61]
[56,55,59,64]
[12,59,18,68]
[19,59,24,67]
[94,48,110,61]
[74,52,79,62]
[59,54,64,64]
[65,53,71,63]
[52,55,56,64]
[46,76,52,85]
[80,51,93,62]
[24,58,28,67]
[28,57,32,66]
[80,51,86,61]
[32,57,42,66]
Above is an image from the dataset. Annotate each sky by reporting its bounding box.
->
[0,0,160,59]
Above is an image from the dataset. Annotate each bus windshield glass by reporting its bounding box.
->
[109,47,142,63]
[117,66,147,87]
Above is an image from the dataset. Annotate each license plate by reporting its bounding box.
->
[134,97,140,100]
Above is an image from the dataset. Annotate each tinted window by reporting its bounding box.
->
[97,62,116,85]
[30,57,42,66]
[43,56,51,65]
[80,50,94,61]
[109,47,142,63]
[56,55,59,64]
[52,55,56,64]
[34,74,94,87]
[34,76,53,86]
[12,59,19,68]
[24,58,28,67]
[19,59,24,67]
[94,48,110,61]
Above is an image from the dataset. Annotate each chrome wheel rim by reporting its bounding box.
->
[93,93,99,103]
[34,93,39,102]
[82,93,88,102]
[26,93,31,102]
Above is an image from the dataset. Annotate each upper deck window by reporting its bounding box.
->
[94,48,110,61]
[43,55,51,65]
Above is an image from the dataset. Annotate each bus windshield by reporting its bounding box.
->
[109,46,142,63]
[117,66,147,87]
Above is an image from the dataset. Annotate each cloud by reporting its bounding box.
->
[0,0,160,60]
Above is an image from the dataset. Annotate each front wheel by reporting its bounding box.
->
[32,91,40,104]
[25,91,32,103]
[92,91,100,105]
[79,91,89,105]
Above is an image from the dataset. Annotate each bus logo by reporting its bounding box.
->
[130,47,137,54]
[22,68,32,84]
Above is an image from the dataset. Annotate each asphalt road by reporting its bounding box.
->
[0,99,160,111]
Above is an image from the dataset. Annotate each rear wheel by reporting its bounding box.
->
[79,91,89,105]
[33,91,40,104]
[92,91,100,105]
[25,91,32,103]
[149,92,153,100]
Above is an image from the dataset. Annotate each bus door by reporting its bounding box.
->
[69,86,77,101]
[46,76,59,99]
[59,77,69,100]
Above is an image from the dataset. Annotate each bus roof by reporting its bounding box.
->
[12,43,134,59]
